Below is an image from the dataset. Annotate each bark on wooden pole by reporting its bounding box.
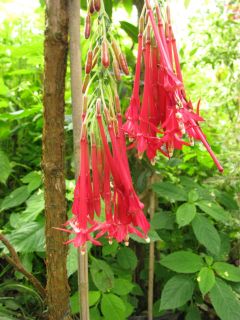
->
[68,1,90,319]
[42,1,72,319]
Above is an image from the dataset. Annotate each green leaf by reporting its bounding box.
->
[117,247,137,270]
[196,200,230,222]
[70,291,101,314]
[160,275,194,310]
[192,214,221,255]
[102,241,118,256]
[90,259,114,292]
[188,190,199,203]
[185,306,201,320]
[112,278,134,296]
[21,191,44,222]
[21,171,42,192]
[213,262,240,282]
[152,182,187,202]
[90,306,103,320]
[120,21,138,43]
[101,293,126,320]
[151,212,174,230]
[0,150,11,184]
[67,245,78,277]
[104,0,112,19]
[176,203,196,227]
[160,251,203,273]
[209,278,240,320]
[122,0,132,15]
[1,186,30,211]
[6,221,45,252]
[197,267,215,296]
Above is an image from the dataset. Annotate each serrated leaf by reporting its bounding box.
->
[6,221,45,252]
[196,200,230,222]
[151,212,174,230]
[21,191,44,222]
[117,247,137,270]
[101,293,126,320]
[152,182,187,202]
[209,278,240,320]
[0,150,11,184]
[91,259,114,292]
[176,203,196,227]
[161,251,203,273]
[1,186,30,211]
[112,278,134,295]
[120,21,138,43]
[197,267,215,296]
[192,214,221,255]
[185,306,201,320]
[21,171,42,192]
[213,262,240,282]
[160,275,194,310]
[188,190,199,202]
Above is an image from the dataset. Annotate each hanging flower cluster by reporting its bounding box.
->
[60,1,223,253]
[59,0,150,254]
[123,1,223,172]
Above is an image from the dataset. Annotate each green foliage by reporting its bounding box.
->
[209,278,240,320]
[161,251,203,273]
[160,275,195,310]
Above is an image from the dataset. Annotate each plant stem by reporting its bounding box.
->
[148,175,156,320]
[68,1,89,319]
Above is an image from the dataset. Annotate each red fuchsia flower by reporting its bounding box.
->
[123,34,143,139]
[96,109,150,238]
[122,2,223,172]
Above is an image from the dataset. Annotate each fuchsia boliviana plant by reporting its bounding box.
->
[59,0,223,254]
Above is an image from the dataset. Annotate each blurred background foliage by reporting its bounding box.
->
[0,0,239,319]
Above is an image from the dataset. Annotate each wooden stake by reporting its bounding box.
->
[42,1,72,319]
[68,1,90,319]
[148,175,156,320]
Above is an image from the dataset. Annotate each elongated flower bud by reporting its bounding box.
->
[94,0,101,12]
[119,53,129,75]
[89,0,95,14]
[111,39,121,65]
[146,0,152,10]
[139,15,145,34]
[82,74,90,93]
[113,59,121,81]
[101,39,110,68]
[92,46,100,69]
[115,94,121,113]
[96,98,101,115]
[85,14,91,39]
[83,95,88,113]
[166,5,171,24]
[85,50,93,74]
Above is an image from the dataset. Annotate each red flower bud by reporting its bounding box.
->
[119,53,129,75]
[82,74,90,93]
[94,0,101,12]
[101,39,110,68]
[84,14,91,39]
[89,0,95,14]
[113,59,121,81]
[85,50,93,74]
